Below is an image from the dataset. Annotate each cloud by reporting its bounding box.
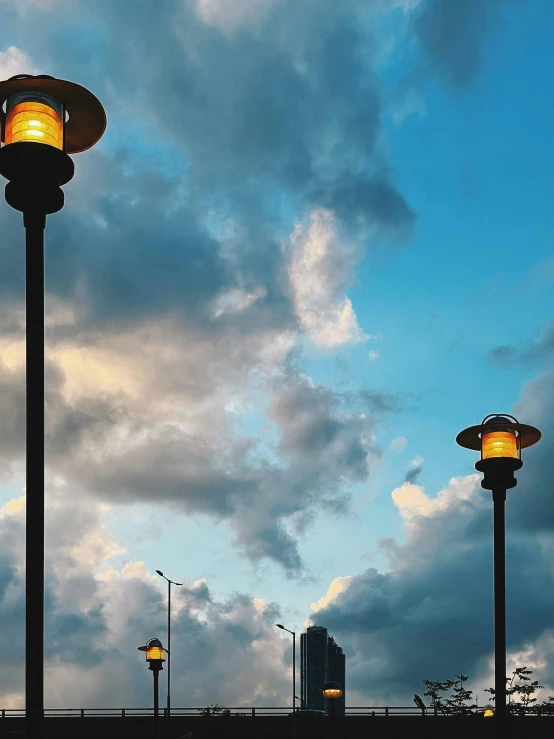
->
[388,436,407,452]
[0,489,292,708]
[194,0,277,33]
[502,365,554,534]
[488,320,554,367]
[310,472,554,704]
[360,388,416,414]
[0,45,37,78]
[391,89,427,124]
[403,454,423,484]
[289,209,367,348]
[0,0,415,578]
[413,0,515,87]
[311,576,353,612]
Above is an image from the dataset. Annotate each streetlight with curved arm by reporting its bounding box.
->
[156,570,182,716]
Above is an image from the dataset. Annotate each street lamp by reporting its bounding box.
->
[138,637,167,736]
[323,681,343,719]
[276,625,296,715]
[457,414,541,738]
[0,74,105,739]
[156,570,182,716]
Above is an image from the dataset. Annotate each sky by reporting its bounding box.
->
[0,0,553,712]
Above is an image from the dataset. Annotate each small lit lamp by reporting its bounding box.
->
[0,74,105,739]
[484,708,495,718]
[138,638,167,731]
[323,681,343,720]
[457,414,541,739]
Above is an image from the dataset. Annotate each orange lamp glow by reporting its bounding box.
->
[4,92,63,149]
[323,688,343,699]
[146,645,165,661]
[482,430,518,460]
[484,709,495,718]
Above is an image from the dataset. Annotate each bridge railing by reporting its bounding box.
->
[0,706,551,718]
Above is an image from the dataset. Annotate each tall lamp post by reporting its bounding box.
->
[276,624,296,739]
[138,638,167,738]
[0,74,105,739]
[156,570,182,716]
[457,414,541,739]
[276,625,296,715]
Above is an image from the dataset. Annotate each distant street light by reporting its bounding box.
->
[323,681,343,719]
[276,624,296,738]
[276,625,297,715]
[138,637,167,737]
[0,73,105,739]
[156,570,183,717]
[457,414,541,739]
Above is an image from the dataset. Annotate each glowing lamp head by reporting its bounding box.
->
[481,416,519,461]
[322,681,343,700]
[4,91,64,149]
[456,414,541,489]
[1,74,106,154]
[483,708,495,718]
[137,638,165,671]
[147,643,165,661]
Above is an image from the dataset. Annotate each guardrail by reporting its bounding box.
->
[0,706,551,718]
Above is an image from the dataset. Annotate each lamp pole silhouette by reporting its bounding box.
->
[276,624,296,738]
[276,624,296,712]
[138,638,167,739]
[457,414,541,739]
[0,74,105,739]
[156,570,182,716]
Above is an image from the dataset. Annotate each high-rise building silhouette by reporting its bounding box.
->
[300,625,345,714]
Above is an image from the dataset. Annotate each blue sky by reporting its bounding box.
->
[0,0,553,712]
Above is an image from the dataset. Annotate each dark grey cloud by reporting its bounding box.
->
[404,457,423,484]
[312,477,554,703]
[360,387,418,414]
[488,319,554,367]
[0,360,25,478]
[55,367,384,576]
[503,365,554,533]
[413,0,516,87]
[0,315,397,576]
[0,0,416,575]
[0,494,292,707]
[0,0,411,308]
[307,340,554,700]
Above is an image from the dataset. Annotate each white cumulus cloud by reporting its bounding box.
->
[289,209,367,348]
[0,46,37,80]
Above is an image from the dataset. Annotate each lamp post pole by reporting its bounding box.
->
[493,487,506,738]
[276,625,296,738]
[0,74,106,739]
[156,570,182,717]
[138,638,166,739]
[153,667,160,719]
[457,414,541,739]
[25,209,46,739]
